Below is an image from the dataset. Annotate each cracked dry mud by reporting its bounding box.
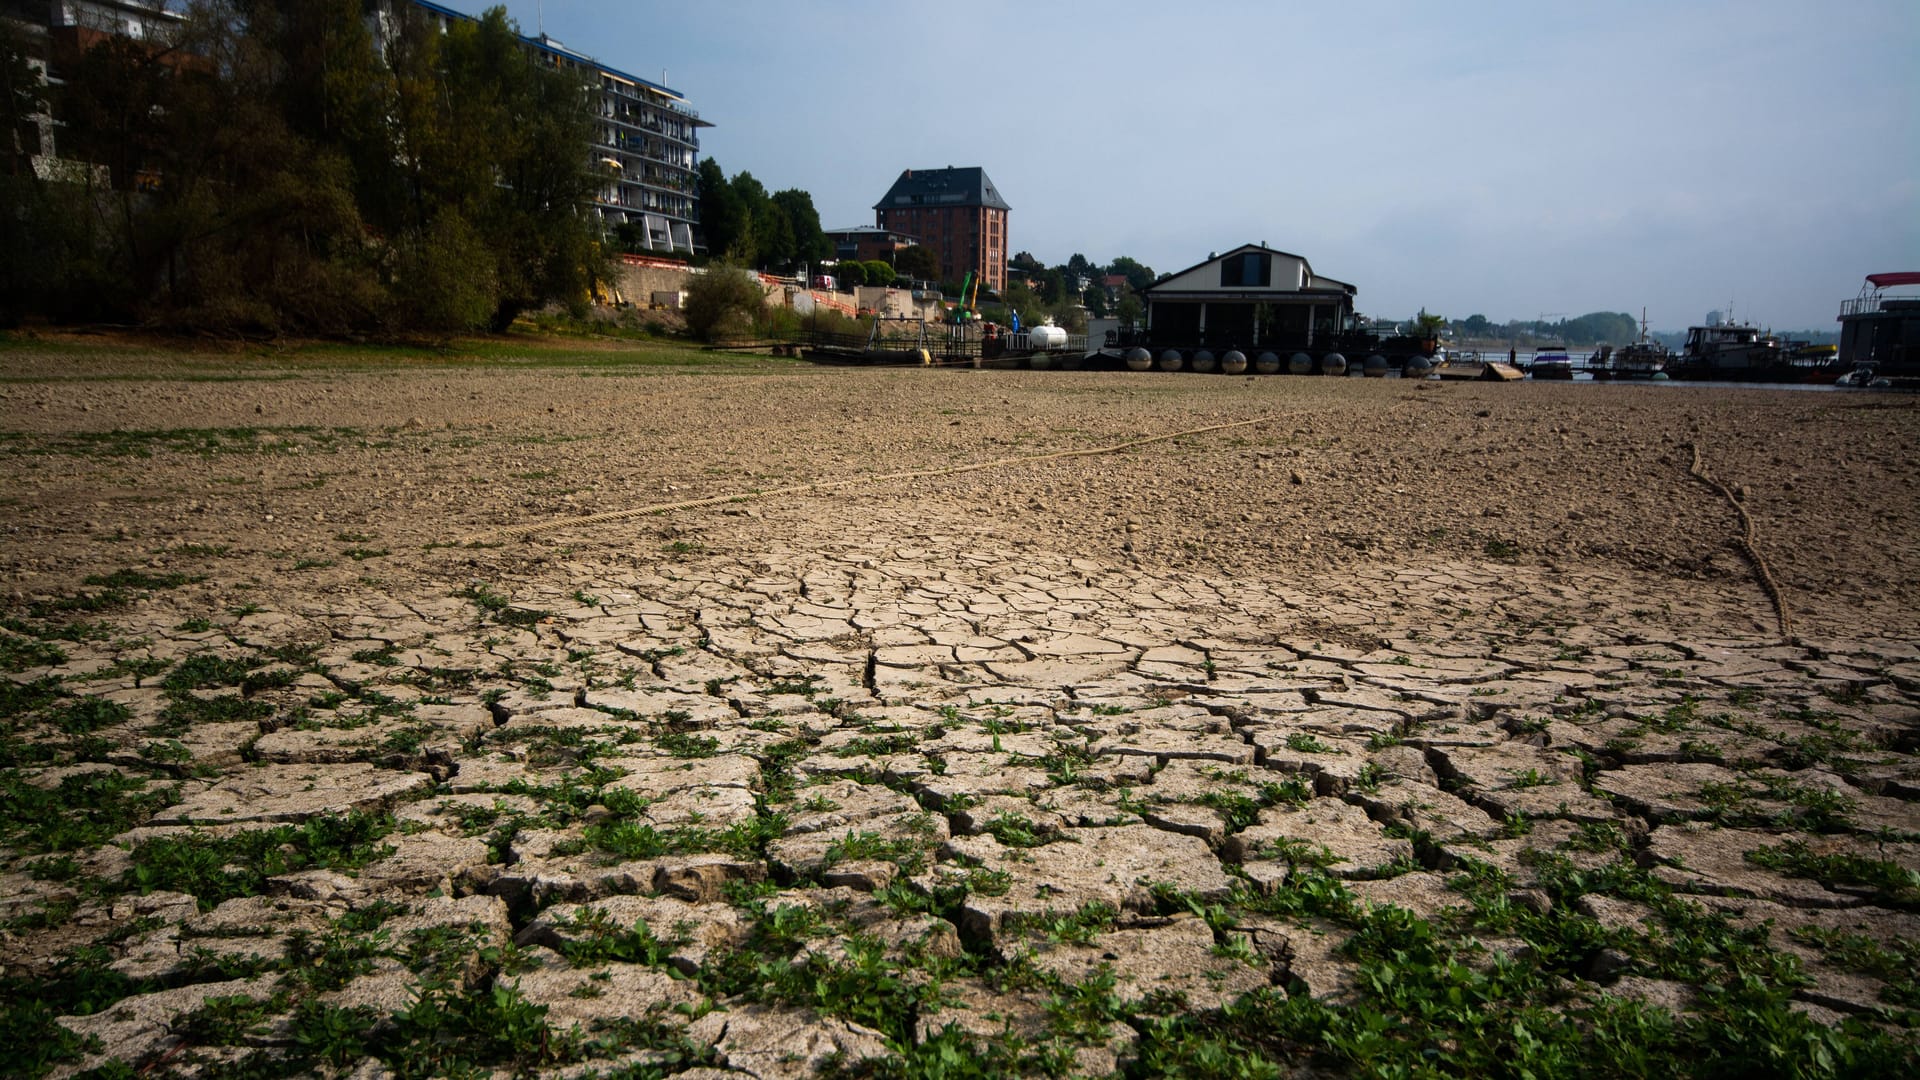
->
[2,342,1918,1077]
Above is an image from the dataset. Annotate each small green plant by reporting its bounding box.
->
[1284,732,1337,755]
[1508,768,1553,789]
[657,730,720,758]
[1482,538,1521,560]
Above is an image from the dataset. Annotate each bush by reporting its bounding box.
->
[862,260,896,289]
[682,264,765,342]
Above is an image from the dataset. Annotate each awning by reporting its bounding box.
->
[1867,272,1920,289]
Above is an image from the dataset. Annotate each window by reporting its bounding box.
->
[1220,252,1271,288]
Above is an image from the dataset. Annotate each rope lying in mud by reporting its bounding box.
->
[459,414,1280,545]
[1688,441,1793,641]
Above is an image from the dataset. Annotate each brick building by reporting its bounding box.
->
[873,167,1008,294]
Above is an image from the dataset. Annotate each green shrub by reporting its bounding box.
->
[682,264,765,342]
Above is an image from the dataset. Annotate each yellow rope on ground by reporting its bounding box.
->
[1688,441,1794,641]
[458,414,1281,546]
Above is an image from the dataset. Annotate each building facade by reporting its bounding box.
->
[822,226,920,266]
[1137,243,1357,348]
[3,0,187,181]
[386,2,709,255]
[873,167,1008,293]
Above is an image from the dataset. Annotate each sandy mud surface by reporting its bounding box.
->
[2,341,1916,1076]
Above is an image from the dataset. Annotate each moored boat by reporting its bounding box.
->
[1528,345,1573,379]
[1591,310,1671,380]
[1836,272,1920,388]
[1664,317,1791,381]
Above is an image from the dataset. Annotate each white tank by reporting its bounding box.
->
[1029,324,1068,350]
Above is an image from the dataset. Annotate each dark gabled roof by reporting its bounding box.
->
[1142,242,1355,297]
[874,167,1011,212]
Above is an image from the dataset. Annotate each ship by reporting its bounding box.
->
[1836,272,1920,388]
[1589,310,1671,380]
[1663,317,1788,381]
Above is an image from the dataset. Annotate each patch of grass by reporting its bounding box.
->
[1283,732,1338,755]
[656,730,720,758]
[555,907,686,968]
[1744,841,1920,909]
[838,732,919,758]
[0,631,67,673]
[123,810,397,910]
[457,581,549,627]
[0,769,178,852]
[351,644,402,667]
[82,568,200,591]
[575,813,787,865]
[982,810,1053,849]
[1006,900,1119,946]
[1699,775,1857,832]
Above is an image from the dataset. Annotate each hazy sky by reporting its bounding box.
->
[471,0,1915,331]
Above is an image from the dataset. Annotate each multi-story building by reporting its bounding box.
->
[822,226,920,266]
[384,2,709,255]
[873,167,1008,294]
[2,0,187,181]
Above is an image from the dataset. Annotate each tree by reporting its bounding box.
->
[771,188,829,267]
[682,263,763,341]
[1108,256,1155,292]
[1412,307,1447,338]
[862,259,896,287]
[730,170,789,268]
[440,9,605,330]
[696,158,745,261]
[1034,267,1066,305]
[893,244,937,282]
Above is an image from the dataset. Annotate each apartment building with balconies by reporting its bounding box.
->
[386,2,709,255]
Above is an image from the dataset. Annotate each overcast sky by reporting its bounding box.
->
[470,0,1915,331]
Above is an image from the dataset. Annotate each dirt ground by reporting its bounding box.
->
[3,342,1916,638]
[2,338,1917,1076]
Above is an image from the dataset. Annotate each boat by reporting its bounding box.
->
[1835,272,1920,389]
[1528,345,1574,380]
[1663,315,1792,381]
[1590,310,1671,380]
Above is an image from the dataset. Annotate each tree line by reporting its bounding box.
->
[1447,311,1643,346]
[998,252,1155,332]
[1,2,607,335]
[693,159,833,273]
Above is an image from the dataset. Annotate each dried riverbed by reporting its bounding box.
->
[1,338,1917,1077]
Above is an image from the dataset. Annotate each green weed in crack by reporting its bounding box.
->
[124,810,397,910]
[554,907,687,968]
[981,810,1055,849]
[1127,862,1918,1079]
[1744,841,1920,910]
[1698,774,1858,832]
[656,729,720,758]
[0,769,178,853]
[457,581,550,627]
